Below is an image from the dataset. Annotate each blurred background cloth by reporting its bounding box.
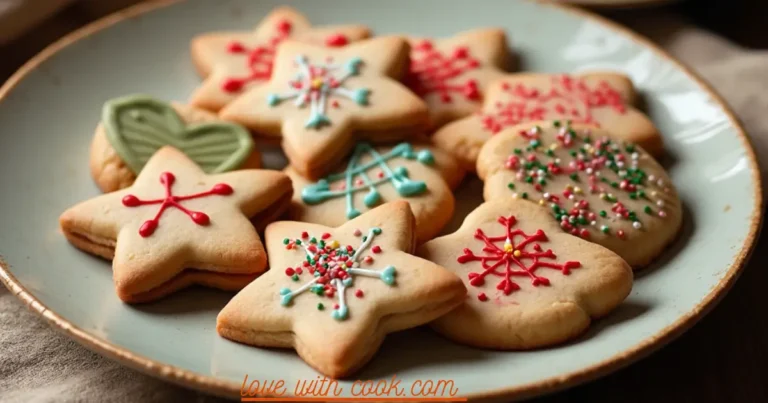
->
[2,1,768,402]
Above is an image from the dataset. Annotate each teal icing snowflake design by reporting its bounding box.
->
[301,142,435,219]
[266,54,371,129]
[278,227,396,321]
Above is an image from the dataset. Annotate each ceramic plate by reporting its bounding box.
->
[0,0,761,400]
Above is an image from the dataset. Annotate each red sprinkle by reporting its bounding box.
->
[355,289,364,298]
[321,233,331,240]
[285,267,295,276]
[372,246,382,254]
[301,231,309,239]
[478,293,488,302]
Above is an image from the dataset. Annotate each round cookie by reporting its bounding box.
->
[418,198,632,349]
[90,95,261,193]
[286,142,465,244]
[477,121,682,268]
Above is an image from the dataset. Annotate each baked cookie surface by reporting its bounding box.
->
[62,146,293,303]
[477,121,681,267]
[433,72,662,170]
[405,28,511,129]
[286,142,465,244]
[217,201,466,377]
[90,95,260,193]
[219,37,429,179]
[418,198,632,349]
[190,6,370,112]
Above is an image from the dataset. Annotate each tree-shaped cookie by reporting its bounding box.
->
[286,142,465,243]
[433,72,662,170]
[220,37,429,179]
[418,198,632,349]
[60,147,293,303]
[404,28,511,129]
[477,121,681,267]
[217,201,466,377]
[90,95,261,192]
[190,6,370,111]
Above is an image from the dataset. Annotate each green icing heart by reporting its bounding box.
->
[102,95,254,174]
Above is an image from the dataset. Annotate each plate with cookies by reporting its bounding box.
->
[0,0,761,401]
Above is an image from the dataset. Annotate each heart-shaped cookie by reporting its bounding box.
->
[103,95,254,174]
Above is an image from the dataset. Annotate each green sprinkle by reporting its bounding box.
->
[295,239,302,245]
[507,183,516,190]
[310,237,317,244]
[644,206,652,214]
[570,150,578,157]
[362,236,367,242]
[629,193,638,200]
[521,192,528,199]
[319,240,325,248]
[538,178,547,185]
[638,190,646,198]
[283,238,290,245]
[525,176,534,183]
[611,182,619,188]
[629,212,638,221]
[513,148,522,155]
[599,210,607,217]
[584,136,592,144]
[625,144,635,153]
[546,149,555,157]
[578,217,588,225]
[317,303,324,311]
[601,225,609,234]
[531,139,541,148]
[553,120,561,127]
[292,274,299,281]
[373,227,382,235]
[569,173,579,181]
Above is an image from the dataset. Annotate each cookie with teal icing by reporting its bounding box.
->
[90,95,260,192]
[286,142,465,244]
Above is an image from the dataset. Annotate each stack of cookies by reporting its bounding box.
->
[59,7,682,378]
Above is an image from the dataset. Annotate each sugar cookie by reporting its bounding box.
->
[477,121,681,267]
[217,201,466,377]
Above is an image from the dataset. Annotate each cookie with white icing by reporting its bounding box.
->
[61,147,293,303]
[219,37,429,179]
[90,95,261,193]
[190,6,370,112]
[217,201,466,377]
[418,198,632,349]
[477,121,681,267]
[286,142,465,244]
[433,72,662,171]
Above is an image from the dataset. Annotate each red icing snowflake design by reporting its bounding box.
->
[221,20,349,93]
[405,40,481,104]
[481,74,627,133]
[457,215,580,300]
[122,172,233,237]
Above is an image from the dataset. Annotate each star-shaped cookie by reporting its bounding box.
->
[418,198,632,349]
[217,201,466,377]
[60,146,293,303]
[404,28,511,129]
[219,37,430,179]
[190,6,371,112]
[432,72,663,171]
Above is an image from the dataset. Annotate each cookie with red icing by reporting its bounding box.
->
[220,37,429,179]
[405,28,511,130]
[90,95,262,193]
[477,121,681,267]
[217,201,466,377]
[286,142,465,244]
[190,6,370,112]
[433,72,662,171]
[418,198,632,349]
[60,146,293,303]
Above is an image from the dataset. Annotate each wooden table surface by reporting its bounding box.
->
[1,2,766,402]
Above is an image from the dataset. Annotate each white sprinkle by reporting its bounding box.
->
[657,200,665,207]
[631,152,639,160]
[543,193,550,199]
[632,222,642,229]
[586,168,593,174]
[590,221,597,226]
[648,175,656,181]
[657,179,664,186]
